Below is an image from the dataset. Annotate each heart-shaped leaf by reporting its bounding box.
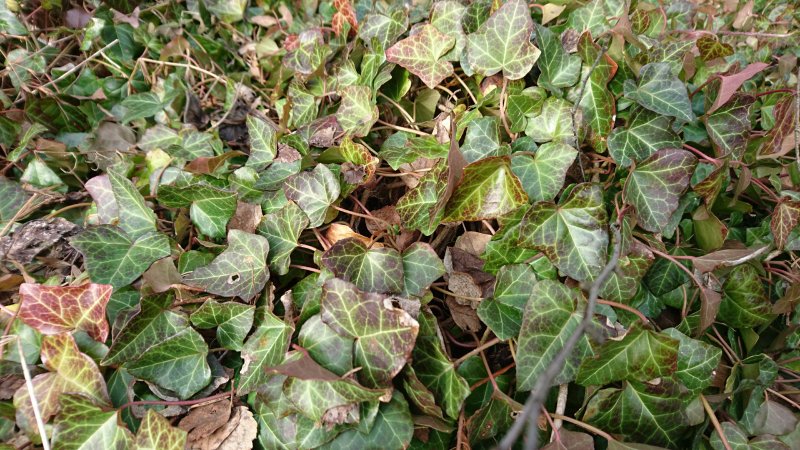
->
[624,62,695,122]
[608,107,682,167]
[430,0,467,61]
[18,282,112,342]
[517,280,594,390]
[190,300,255,351]
[443,156,528,222]
[771,200,800,250]
[298,314,354,376]
[322,278,419,387]
[182,229,270,300]
[337,85,378,137]
[662,328,722,392]
[510,142,577,202]
[478,264,537,340]
[70,226,170,289]
[535,23,580,91]
[386,24,455,89]
[704,93,754,159]
[238,308,293,394]
[246,115,278,171]
[358,9,408,51]
[599,239,655,303]
[402,242,445,297]
[316,391,414,449]
[134,409,188,450]
[466,0,540,80]
[524,97,575,144]
[108,170,158,240]
[396,160,448,235]
[576,31,617,149]
[718,264,771,329]
[322,238,404,294]
[460,117,503,163]
[51,394,133,449]
[256,200,309,275]
[284,164,341,228]
[519,183,608,282]
[624,149,697,233]
[158,182,237,239]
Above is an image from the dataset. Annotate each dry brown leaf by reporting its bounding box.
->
[227,201,262,234]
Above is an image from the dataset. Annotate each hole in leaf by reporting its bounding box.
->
[227,274,240,284]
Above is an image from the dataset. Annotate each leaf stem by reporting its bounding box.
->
[119,389,234,411]
[550,413,616,442]
[700,394,733,450]
[597,299,649,323]
[454,337,502,367]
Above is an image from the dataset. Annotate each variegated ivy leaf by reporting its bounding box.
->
[582,381,688,448]
[256,200,309,276]
[576,327,679,386]
[567,0,613,36]
[18,282,112,342]
[524,97,575,144]
[102,295,211,399]
[283,30,329,75]
[85,175,119,224]
[14,334,110,436]
[608,107,682,167]
[378,132,449,170]
[108,170,157,240]
[535,23,580,92]
[396,160,448,235]
[718,264,772,329]
[70,226,170,289]
[599,239,655,303]
[466,0,540,80]
[519,183,609,282]
[336,85,378,137]
[576,31,617,150]
[51,394,133,450]
[190,300,255,351]
[321,391,414,449]
[477,264,538,340]
[318,137,380,186]
[182,229,269,301]
[322,278,419,387]
[704,93,754,159]
[771,200,800,251]
[517,280,594,390]
[460,117,503,163]
[134,409,188,450]
[238,308,293,394]
[284,164,341,228]
[158,182,237,239]
[385,24,455,89]
[662,328,722,393]
[246,115,277,171]
[507,87,546,132]
[412,309,470,420]
[298,314,354,376]
[442,156,528,222]
[401,242,445,297]
[510,141,577,202]
[403,365,446,419]
[624,149,697,233]
[430,0,467,61]
[624,62,695,122]
[358,9,408,52]
[321,237,404,294]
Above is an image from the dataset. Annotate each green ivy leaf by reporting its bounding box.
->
[158,182,237,239]
[337,85,379,137]
[510,142,577,202]
[246,115,277,171]
[624,149,697,233]
[358,9,408,52]
[134,409,187,450]
[442,156,528,222]
[576,32,617,150]
[467,392,518,443]
[52,394,133,450]
[519,183,608,282]
[121,92,164,123]
[378,133,449,170]
[108,170,157,239]
[319,391,414,450]
[567,0,612,35]
[517,280,593,390]
[386,24,455,89]
[430,0,467,61]
[322,238,404,294]
[599,239,655,303]
[465,0,540,80]
[608,107,682,167]
[298,314,354,376]
[183,230,270,301]
[524,97,575,144]
[284,164,341,228]
[402,365,446,419]
[460,117,503,163]
[718,264,772,329]
[70,226,170,289]
[535,23,580,92]
[662,328,722,392]
[238,308,293,394]
[396,160,448,235]
[283,30,329,75]
[704,93,754,159]
[322,278,419,387]
[256,200,309,276]
[190,300,255,351]
[624,62,695,122]
[402,242,445,297]
[477,264,537,340]
[576,327,679,386]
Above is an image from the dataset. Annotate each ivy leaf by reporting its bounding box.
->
[662,328,722,392]
[70,226,170,289]
[583,381,687,448]
[283,30,329,75]
[442,156,528,222]
[358,9,408,51]
[402,366,446,419]
[14,334,110,436]
[430,0,467,61]
[599,240,655,303]
[577,31,617,150]
[396,160,447,235]
[182,229,270,301]
[256,200,309,275]
[524,97,575,144]
[385,24,455,89]
[771,200,800,250]
[576,327,679,386]
[608,107,682,167]
[697,35,734,61]
[718,264,772,329]
[322,278,419,387]
[134,409,188,450]
[465,0,540,80]
[477,264,537,340]
[51,394,133,450]
[704,93,754,159]
[322,238,404,294]
[319,391,414,450]
[402,242,445,297]
[245,115,277,171]
[510,142,577,202]
[121,92,163,123]
[519,183,608,282]
[1,177,32,227]
[567,0,612,35]
[238,308,293,395]
[190,300,255,351]
[624,62,695,122]
[467,392,518,443]
[517,280,593,390]
[158,182,237,239]
[624,149,697,233]
[460,117,503,163]
[412,309,471,420]
[108,170,157,239]
[102,296,211,399]
[298,314,354,376]
[18,283,111,342]
[284,164,341,228]
[337,85,378,137]
[379,133,449,170]
[535,23,580,91]
[760,95,796,155]
[85,175,118,224]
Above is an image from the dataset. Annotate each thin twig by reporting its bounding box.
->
[454,337,502,367]
[18,339,51,450]
[119,389,234,410]
[499,225,623,450]
[597,299,649,323]
[38,39,119,91]
[550,413,616,442]
[700,394,733,450]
